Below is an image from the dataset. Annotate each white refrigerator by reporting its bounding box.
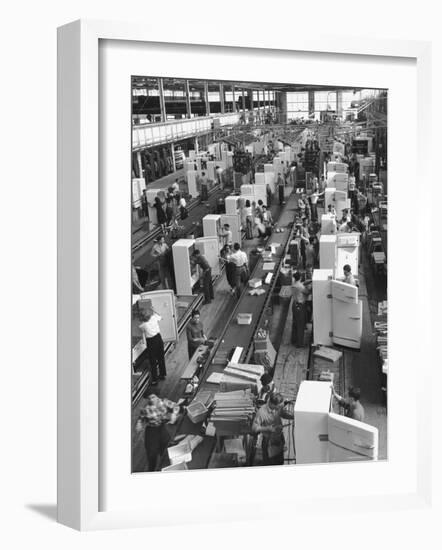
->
[220,213,241,245]
[294,381,378,464]
[172,239,198,296]
[195,236,221,275]
[335,233,360,277]
[319,235,336,269]
[330,279,362,350]
[312,270,363,349]
[312,269,334,347]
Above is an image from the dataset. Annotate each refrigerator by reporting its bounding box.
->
[186,170,200,198]
[327,171,349,191]
[146,188,162,225]
[220,214,241,245]
[264,171,275,193]
[319,235,336,269]
[255,173,266,185]
[172,239,199,296]
[335,233,360,277]
[202,214,222,249]
[206,160,216,181]
[294,381,378,464]
[137,289,178,343]
[330,279,362,349]
[253,183,268,206]
[327,161,348,173]
[132,178,146,209]
[225,195,240,215]
[312,271,363,349]
[320,214,337,235]
[324,187,336,211]
[240,184,254,197]
[312,269,334,347]
[195,236,221,275]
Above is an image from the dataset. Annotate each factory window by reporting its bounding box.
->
[286,92,309,120]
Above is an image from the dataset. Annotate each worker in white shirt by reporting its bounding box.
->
[198,171,209,201]
[309,189,324,222]
[229,242,249,298]
[340,264,357,286]
[139,305,167,385]
[215,165,224,189]
[220,223,233,247]
[171,179,180,197]
[327,204,337,217]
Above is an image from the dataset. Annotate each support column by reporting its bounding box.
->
[185,80,192,119]
[257,90,261,122]
[247,90,254,123]
[336,90,343,118]
[136,151,143,180]
[158,78,166,123]
[241,88,246,112]
[280,92,288,124]
[231,83,237,112]
[219,83,225,114]
[194,137,199,154]
[204,82,210,116]
[308,90,315,119]
[170,143,176,173]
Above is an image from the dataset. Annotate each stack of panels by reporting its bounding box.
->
[211,389,255,435]
[219,363,263,394]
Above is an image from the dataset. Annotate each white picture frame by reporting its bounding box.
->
[57,19,433,531]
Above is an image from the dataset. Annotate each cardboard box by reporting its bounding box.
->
[186,401,208,423]
[237,313,252,325]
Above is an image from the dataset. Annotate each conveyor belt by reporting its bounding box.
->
[179,191,299,419]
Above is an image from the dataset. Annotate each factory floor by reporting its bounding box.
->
[132,191,388,471]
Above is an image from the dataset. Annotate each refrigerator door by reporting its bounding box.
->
[312,269,334,346]
[327,412,378,462]
[330,280,358,304]
[332,298,362,349]
[195,237,220,275]
[138,290,178,343]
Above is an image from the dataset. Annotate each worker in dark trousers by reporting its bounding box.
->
[139,308,167,385]
[136,394,180,471]
[191,249,214,304]
[291,271,310,347]
[229,243,249,299]
[199,172,209,201]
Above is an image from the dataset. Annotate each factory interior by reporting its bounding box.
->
[131,77,388,473]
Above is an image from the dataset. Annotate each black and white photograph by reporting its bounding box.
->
[130,77,388,473]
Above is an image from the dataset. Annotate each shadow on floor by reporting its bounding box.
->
[25,503,57,522]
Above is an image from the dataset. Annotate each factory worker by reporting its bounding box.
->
[139,305,167,385]
[136,394,181,472]
[186,309,207,359]
[332,386,365,422]
[252,393,285,466]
